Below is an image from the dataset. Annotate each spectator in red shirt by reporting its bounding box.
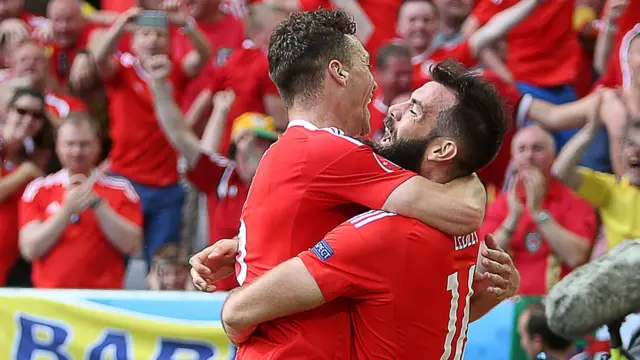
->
[4,41,87,124]
[19,113,143,289]
[479,125,597,295]
[174,0,245,111]
[0,87,52,286]
[367,42,412,141]
[90,6,211,265]
[149,54,277,290]
[187,3,286,151]
[43,0,101,89]
[395,0,542,90]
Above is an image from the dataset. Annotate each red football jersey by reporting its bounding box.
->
[175,14,245,111]
[297,0,402,62]
[187,151,245,290]
[234,119,415,359]
[366,90,388,140]
[299,210,481,359]
[211,40,279,153]
[21,12,48,32]
[472,0,580,87]
[479,178,597,295]
[45,91,87,120]
[412,40,477,90]
[20,169,142,289]
[104,53,187,186]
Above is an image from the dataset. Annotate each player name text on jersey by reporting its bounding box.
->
[454,232,479,251]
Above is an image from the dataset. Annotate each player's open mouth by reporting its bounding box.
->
[630,158,640,168]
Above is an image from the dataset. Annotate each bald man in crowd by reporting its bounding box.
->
[478,124,598,359]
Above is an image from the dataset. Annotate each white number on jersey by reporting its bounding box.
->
[440,264,476,360]
[236,220,248,285]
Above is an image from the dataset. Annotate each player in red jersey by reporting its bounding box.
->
[190,10,487,360]
[220,60,519,359]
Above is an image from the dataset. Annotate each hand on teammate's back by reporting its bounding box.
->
[189,238,238,292]
[477,234,520,301]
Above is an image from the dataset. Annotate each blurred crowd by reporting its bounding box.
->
[0,0,639,358]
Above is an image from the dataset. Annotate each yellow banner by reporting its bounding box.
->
[0,294,234,360]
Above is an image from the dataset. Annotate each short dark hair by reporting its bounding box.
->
[376,43,411,70]
[268,9,357,107]
[430,59,510,178]
[524,303,573,351]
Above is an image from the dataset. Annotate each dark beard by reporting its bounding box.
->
[364,134,437,173]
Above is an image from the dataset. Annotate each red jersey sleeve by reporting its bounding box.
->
[19,178,47,227]
[477,194,508,240]
[442,40,477,69]
[298,219,390,302]
[562,197,597,243]
[313,144,416,210]
[471,0,502,26]
[112,186,143,227]
[186,152,230,194]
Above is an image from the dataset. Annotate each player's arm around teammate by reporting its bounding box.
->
[219,233,519,345]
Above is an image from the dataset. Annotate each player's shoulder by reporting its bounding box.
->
[95,174,140,203]
[345,210,416,235]
[22,170,66,202]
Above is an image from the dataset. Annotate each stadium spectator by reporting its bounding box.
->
[149,52,278,290]
[0,87,53,286]
[479,124,597,360]
[262,0,402,62]
[90,5,211,266]
[174,0,245,112]
[3,41,87,123]
[431,0,473,48]
[395,0,541,90]
[367,42,412,141]
[552,91,640,251]
[187,3,286,149]
[147,243,194,290]
[467,0,613,176]
[518,302,588,360]
[480,125,597,293]
[44,0,100,89]
[18,113,142,289]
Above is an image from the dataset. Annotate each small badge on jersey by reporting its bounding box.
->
[525,232,542,253]
[311,239,334,261]
[373,153,402,172]
[216,47,233,67]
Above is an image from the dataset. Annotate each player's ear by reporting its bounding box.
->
[425,138,457,162]
[328,60,348,87]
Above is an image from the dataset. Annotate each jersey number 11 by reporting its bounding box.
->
[440,264,476,360]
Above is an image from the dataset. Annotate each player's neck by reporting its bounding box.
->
[288,104,348,132]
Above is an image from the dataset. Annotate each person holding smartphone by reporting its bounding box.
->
[89,4,211,268]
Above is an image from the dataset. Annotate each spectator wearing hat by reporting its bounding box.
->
[147,53,278,290]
